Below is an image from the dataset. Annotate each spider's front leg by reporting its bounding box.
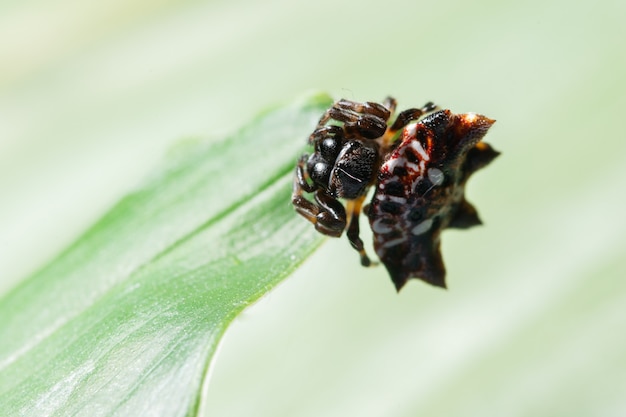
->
[316,99,391,126]
[380,101,439,151]
[292,156,347,237]
[314,99,391,140]
[389,101,438,132]
[332,99,391,120]
[308,125,343,146]
[313,190,347,236]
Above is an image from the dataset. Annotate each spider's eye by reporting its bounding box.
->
[312,162,330,183]
[307,156,331,186]
[313,161,328,174]
[319,138,340,160]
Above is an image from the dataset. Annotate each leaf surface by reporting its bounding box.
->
[0,93,333,417]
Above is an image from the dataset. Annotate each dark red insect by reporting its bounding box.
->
[292,97,499,291]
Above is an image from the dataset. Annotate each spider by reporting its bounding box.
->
[292,97,499,290]
[292,97,436,266]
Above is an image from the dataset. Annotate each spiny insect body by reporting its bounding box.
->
[292,97,499,291]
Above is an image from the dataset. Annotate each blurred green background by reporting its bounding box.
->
[1,0,624,416]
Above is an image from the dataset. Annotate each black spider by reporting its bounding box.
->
[292,97,435,267]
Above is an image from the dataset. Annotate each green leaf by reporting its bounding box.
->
[0,93,333,416]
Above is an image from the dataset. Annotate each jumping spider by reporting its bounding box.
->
[292,97,436,265]
[292,97,499,290]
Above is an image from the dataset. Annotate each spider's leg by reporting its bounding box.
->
[389,102,438,132]
[292,187,346,238]
[317,99,390,126]
[313,100,359,130]
[314,107,336,130]
[292,154,323,224]
[314,99,394,140]
[334,99,391,120]
[312,190,347,237]
[294,154,316,193]
[380,102,439,150]
[292,154,348,238]
[382,96,397,116]
[345,195,375,267]
[308,125,343,146]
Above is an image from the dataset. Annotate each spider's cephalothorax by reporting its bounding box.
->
[292,97,498,291]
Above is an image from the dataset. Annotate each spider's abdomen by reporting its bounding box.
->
[368,110,499,290]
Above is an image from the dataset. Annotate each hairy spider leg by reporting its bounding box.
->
[308,125,343,146]
[314,99,391,130]
[292,155,347,237]
[313,190,348,236]
[379,102,439,151]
